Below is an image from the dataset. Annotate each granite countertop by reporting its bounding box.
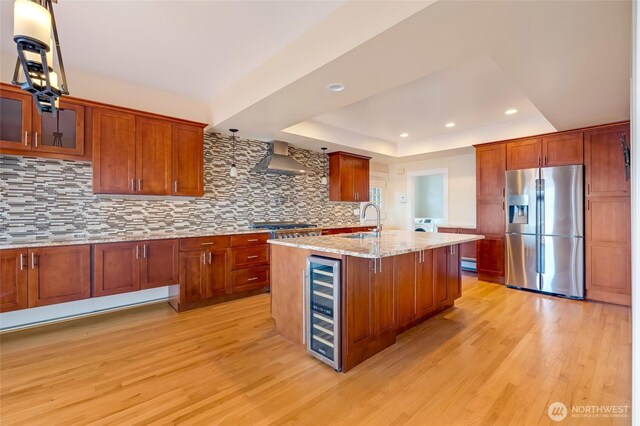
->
[0,228,271,250]
[268,230,485,259]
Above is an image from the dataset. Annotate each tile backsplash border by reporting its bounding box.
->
[0,133,361,244]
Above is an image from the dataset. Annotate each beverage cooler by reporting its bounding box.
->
[305,256,341,371]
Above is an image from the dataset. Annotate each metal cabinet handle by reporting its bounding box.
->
[538,155,541,166]
[302,269,307,344]
[19,253,24,271]
[208,252,212,264]
[24,130,28,146]
[174,180,178,193]
[34,132,38,147]
[131,178,135,191]
[31,252,37,269]
[135,245,139,259]
[202,252,206,264]
[247,255,259,259]
[142,244,147,258]
[137,179,142,191]
[544,155,548,166]
[247,277,258,281]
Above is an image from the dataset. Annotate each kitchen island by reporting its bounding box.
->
[268,230,485,371]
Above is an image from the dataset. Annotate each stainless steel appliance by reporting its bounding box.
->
[305,255,341,371]
[505,165,584,299]
[251,221,322,239]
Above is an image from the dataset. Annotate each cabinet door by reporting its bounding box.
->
[542,131,583,167]
[93,108,136,194]
[476,143,506,201]
[374,257,395,336]
[477,237,505,278]
[94,242,141,297]
[339,155,357,202]
[394,252,416,327]
[434,247,449,308]
[172,123,204,196]
[179,250,208,303]
[206,249,229,297]
[585,124,631,197]
[448,245,461,301]
[477,201,505,237]
[136,116,172,195]
[32,99,84,156]
[0,89,32,152]
[28,245,91,307]
[345,257,375,351]
[506,138,542,170]
[458,229,477,260]
[0,249,28,312]
[353,157,370,202]
[141,239,179,290]
[416,249,435,318]
[586,197,631,305]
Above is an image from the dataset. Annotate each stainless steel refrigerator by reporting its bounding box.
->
[505,165,584,299]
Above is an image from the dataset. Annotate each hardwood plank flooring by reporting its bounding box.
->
[0,275,631,425]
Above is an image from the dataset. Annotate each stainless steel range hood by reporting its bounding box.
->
[251,140,312,176]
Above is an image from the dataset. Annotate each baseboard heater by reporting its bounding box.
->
[461,257,476,272]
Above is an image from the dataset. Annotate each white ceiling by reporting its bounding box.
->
[0,0,343,100]
[0,1,631,162]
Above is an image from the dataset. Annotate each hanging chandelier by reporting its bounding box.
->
[12,0,69,116]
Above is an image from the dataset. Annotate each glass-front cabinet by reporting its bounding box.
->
[0,85,85,158]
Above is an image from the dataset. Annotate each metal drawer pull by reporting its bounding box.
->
[19,253,24,271]
[131,178,135,191]
[247,255,259,259]
[247,277,258,281]
[201,242,214,245]
[247,239,258,242]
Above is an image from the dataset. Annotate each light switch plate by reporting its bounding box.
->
[353,208,360,216]
[399,193,407,203]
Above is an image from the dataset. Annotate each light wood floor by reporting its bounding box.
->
[0,275,631,425]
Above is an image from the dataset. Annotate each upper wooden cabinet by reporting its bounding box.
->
[172,122,204,196]
[506,137,542,170]
[328,152,371,202]
[475,143,506,201]
[93,109,204,196]
[506,132,584,170]
[93,108,137,194]
[585,124,630,197]
[1,85,87,160]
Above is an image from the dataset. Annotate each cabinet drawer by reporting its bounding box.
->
[231,245,269,270]
[180,236,230,252]
[231,266,270,293]
[230,233,270,247]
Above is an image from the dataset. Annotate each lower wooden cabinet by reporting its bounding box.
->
[476,237,505,283]
[394,252,417,328]
[448,244,461,300]
[416,249,436,319]
[94,239,179,297]
[179,248,229,303]
[0,249,28,312]
[28,245,91,308]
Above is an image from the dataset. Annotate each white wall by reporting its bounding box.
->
[387,149,476,230]
[1,53,209,124]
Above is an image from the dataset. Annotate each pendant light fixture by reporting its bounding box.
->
[229,129,238,178]
[12,0,69,116]
[321,147,328,185]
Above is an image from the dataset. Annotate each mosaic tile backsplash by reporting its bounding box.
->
[0,133,361,244]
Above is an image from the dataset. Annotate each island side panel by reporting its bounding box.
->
[270,244,310,345]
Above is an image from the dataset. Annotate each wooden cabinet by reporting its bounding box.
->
[1,85,87,160]
[448,245,461,301]
[394,252,417,328]
[28,245,91,307]
[475,143,506,284]
[437,227,477,261]
[229,233,270,294]
[542,131,583,167]
[94,242,140,296]
[141,239,179,290]
[94,239,178,296]
[506,138,542,170]
[135,116,172,195]
[172,122,204,196]
[0,249,28,312]
[328,152,371,202]
[584,122,631,306]
[92,108,137,194]
[180,250,209,303]
[416,249,436,319]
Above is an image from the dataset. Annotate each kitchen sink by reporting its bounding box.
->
[340,232,380,239]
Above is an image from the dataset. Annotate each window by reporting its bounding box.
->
[363,175,387,221]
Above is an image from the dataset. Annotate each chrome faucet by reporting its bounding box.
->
[361,202,381,236]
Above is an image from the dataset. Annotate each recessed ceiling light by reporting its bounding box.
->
[505,109,518,115]
[445,122,455,128]
[400,133,409,138]
[326,83,345,93]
